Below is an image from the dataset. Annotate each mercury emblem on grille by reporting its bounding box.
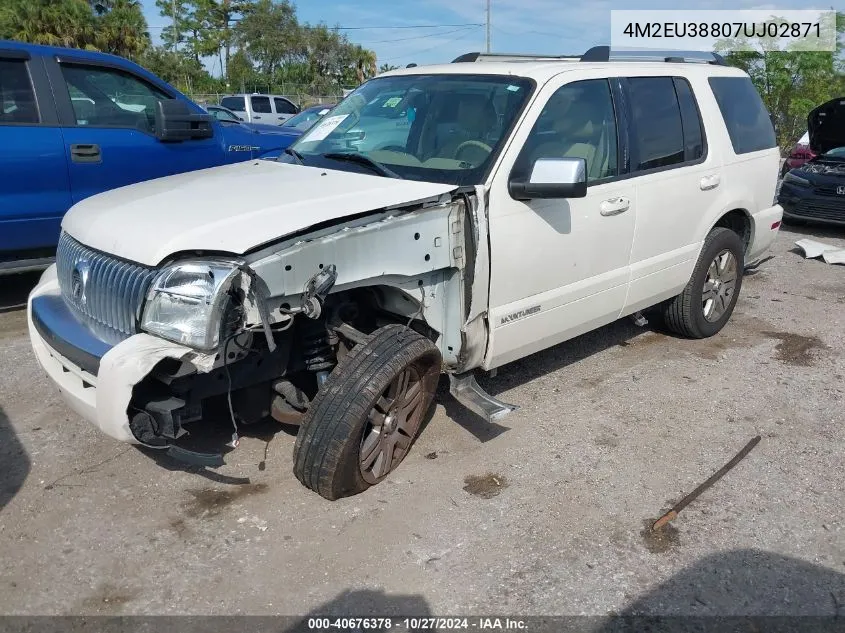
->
[71,260,90,305]
[837,185,845,196]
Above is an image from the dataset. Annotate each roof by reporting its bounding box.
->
[378,59,747,84]
[0,39,131,66]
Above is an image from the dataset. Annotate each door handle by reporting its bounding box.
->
[700,174,721,190]
[254,115,262,119]
[70,144,101,163]
[600,197,630,216]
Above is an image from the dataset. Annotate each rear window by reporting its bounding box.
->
[220,96,244,112]
[0,59,39,124]
[709,77,776,154]
[628,77,685,171]
[251,96,271,113]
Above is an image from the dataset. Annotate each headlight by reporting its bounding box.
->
[783,171,811,188]
[141,259,242,351]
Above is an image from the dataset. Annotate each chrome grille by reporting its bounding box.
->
[57,232,158,345]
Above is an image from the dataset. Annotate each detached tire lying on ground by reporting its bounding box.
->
[663,227,745,339]
[293,324,442,500]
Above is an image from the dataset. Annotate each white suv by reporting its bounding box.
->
[28,48,782,499]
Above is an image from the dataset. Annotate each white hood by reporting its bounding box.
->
[62,161,456,266]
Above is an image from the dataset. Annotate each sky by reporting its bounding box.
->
[140,0,821,71]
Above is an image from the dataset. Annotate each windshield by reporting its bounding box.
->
[821,146,845,159]
[281,74,534,186]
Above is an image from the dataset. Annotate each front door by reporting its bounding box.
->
[47,57,222,205]
[486,76,636,368]
[0,53,71,255]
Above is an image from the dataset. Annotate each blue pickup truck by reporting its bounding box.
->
[0,40,300,274]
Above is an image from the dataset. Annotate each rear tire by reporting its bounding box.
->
[292,324,441,500]
[663,227,744,339]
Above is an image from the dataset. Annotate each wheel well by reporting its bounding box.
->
[713,210,752,253]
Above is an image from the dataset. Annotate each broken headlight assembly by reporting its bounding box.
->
[141,259,243,351]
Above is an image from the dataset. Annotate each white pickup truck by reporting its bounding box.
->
[28,48,782,499]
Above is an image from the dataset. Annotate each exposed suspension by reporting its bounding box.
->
[300,320,338,384]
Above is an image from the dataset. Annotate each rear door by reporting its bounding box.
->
[273,97,298,124]
[45,54,224,205]
[622,75,720,314]
[249,95,273,123]
[0,49,71,258]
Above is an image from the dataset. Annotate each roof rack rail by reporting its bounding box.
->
[452,52,580,63]
[579,45,727,66]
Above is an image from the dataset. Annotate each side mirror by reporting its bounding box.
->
[154,100,213,142]
[509,157,588,200]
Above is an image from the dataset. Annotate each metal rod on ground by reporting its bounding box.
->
[652,435,762,532]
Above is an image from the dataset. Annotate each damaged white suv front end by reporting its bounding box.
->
[28,153,497,498]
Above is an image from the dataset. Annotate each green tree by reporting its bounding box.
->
[0,0,95,49]
[378,63,399,74]
[720,12,845,149]
[93,0,150,60]
[193,0,250,79]
[351,44,376,83]
[234,0,300,77]
[140,46,223,93]
[0,0,149,58]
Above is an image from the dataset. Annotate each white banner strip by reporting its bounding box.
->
[610,10,837,53]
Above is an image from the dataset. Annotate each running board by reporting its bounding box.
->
[449,372,518,423]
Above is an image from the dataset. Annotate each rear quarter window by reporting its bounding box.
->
[708,77,776,154]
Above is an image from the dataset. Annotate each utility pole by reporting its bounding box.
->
[485,0,491,53]
[172,0,179,52]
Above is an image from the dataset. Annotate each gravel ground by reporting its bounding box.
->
[0,225,843,617]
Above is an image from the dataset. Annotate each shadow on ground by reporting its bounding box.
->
[0,405,30,512]
[617,548,845,617]
[283,589,431,632]
[0,271,41,313]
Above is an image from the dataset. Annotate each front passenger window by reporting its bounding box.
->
[519,79,618,182]
[60,64,171,131]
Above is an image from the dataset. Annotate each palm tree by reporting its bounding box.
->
[353,45,377,84]
[95,0,150,59]
[1,0,94,49]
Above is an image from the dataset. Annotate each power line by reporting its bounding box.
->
[322,23,483,30]
[362,26,479,44]
[378,26,482,62]
[148,22,483,31]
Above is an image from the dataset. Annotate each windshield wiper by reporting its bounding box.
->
[322,152,401,179]
[283,147,304,164]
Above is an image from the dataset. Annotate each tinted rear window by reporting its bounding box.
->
[220,96,244,112]
[709,77,776,154]
[628,77,685,171]
[251,96,271,113]
[0,59,39,124]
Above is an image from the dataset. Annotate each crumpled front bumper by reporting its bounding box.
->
[28,265,199,444]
